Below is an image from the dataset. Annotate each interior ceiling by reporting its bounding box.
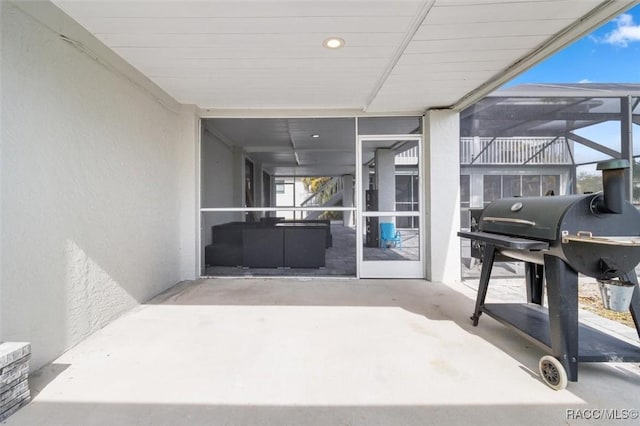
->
[204,117,422,176]
[52,0,633,113]
[204,118,357,176]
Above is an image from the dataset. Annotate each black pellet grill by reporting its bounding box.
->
[459,159,640,390]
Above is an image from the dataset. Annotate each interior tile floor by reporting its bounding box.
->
[11,278,640,426]
[204,224,422,278]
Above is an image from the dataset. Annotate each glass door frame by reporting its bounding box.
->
[356,134,425,279]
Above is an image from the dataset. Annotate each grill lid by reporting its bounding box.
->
[479,195,589,241]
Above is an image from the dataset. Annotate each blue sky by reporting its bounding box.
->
[507,4,640,85]
[503,5,640,172]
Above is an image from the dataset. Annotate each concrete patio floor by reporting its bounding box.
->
[7,278,640,426]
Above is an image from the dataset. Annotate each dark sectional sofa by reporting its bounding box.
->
[204,218,331,268]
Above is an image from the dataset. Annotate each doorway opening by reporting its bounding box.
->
[199,117,356,277]
[198,116,424,279]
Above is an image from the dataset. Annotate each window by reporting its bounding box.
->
[502,175,521,198]
[522,175,541,196]
[460,175,470,207]
[395,173,419,228]
[542,175,560,195]
[275,180,285,194]
[460,175,471,228]
[482,174,560,205]
[483,175,502,206]
[396,175,412,203]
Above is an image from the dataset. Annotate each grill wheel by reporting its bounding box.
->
[539,355,568,390]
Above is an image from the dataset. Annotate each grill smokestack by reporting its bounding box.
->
[596,159,630,214]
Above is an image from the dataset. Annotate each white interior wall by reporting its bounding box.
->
[201,129,238,249]
[1,1,196,370]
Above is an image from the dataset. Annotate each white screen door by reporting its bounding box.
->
[357,135,424,278]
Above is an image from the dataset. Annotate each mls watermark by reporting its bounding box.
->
[566,408,639,421]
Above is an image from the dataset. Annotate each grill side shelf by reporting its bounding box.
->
[458,231,549,250]
[482,303,640,362]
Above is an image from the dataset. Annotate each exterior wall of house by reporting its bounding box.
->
[424,110,461,283]
[178,107,199,281]
[1,1,197,370]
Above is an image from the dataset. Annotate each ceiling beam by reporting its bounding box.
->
[245,146,353,153]
[467,112,620,122]
[203,124,236,150]
[284,119,299,166]
[364,0,436,112]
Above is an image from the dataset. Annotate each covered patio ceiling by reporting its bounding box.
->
[51,0,636,114]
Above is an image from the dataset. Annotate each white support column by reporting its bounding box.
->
[178,105,199,280]
[362,164,370,210]
[232,148,245,221]
[424,110,461,283]
[342,174,354,227]
[375,148,395,223]
[255,162,264,210]
[270,175,276,208]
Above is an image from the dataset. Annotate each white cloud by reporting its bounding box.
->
[578,79,592,83]
[601,13,640,47]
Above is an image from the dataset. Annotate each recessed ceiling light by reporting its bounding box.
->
[323,37,345,49]
[312,134,320,138]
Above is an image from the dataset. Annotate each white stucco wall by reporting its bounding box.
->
[424,110,461,284]
[177,106,199,281]
[1,2,196,369]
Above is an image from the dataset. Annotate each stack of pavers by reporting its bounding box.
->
[0,342,31,421]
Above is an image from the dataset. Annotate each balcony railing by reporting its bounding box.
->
[300,176,343,208]
[460,137,572,165]
[395,147,419,165]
